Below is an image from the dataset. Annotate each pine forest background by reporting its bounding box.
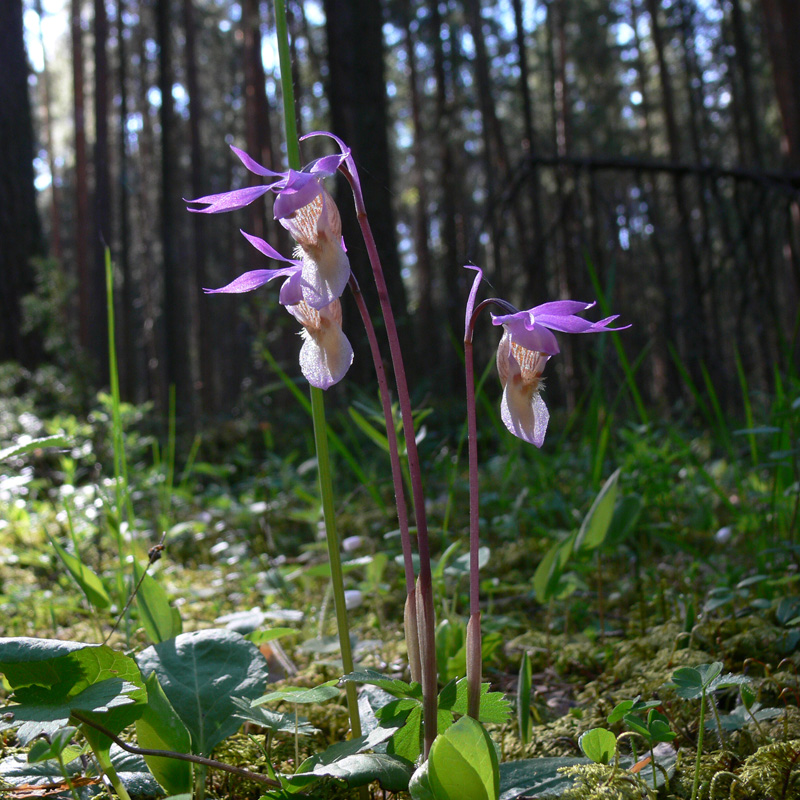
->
[3,0,800,429]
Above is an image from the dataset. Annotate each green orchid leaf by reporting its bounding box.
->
[498,757,587,799]
[136,629,269,756]
[574,468,621,552]
[427,716,499,800]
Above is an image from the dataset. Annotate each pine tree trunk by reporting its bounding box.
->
[92,0,111,385]
[0,0,43,365]
[72,0,91,352]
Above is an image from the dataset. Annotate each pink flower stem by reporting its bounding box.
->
[464,302,491,720]
[341,166,438,756]
[464,335,482,719]
[348,273,421,682]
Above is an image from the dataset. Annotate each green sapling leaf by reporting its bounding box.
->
[578,727,617,765]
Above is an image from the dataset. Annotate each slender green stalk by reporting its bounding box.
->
[691,691,708,800]
[273,0,361,740]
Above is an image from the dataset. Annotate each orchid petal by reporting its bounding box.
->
[298,323,354,389]
[230,146,287,179]
[299,241,351,309]
[203,268,298,294]
[279,270,305,306]
[501,384,549,447]
[239,230,300,265]
[529,300,595,316]
[274,173,323,220]
[493,313,560,355]
[186,185,270,214]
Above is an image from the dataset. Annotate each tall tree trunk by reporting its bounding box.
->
[431,0,463,388]
[183,0,213,413]
[0,0,43,365]
[760,0,800,167]
[72,0,91,352]
[322,0,411,370]
[117,0,136,400]
[157,0,193,418]
[645,0,705,387]
[92,0,111,385]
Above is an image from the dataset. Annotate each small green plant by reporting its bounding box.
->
[667,662,750,800]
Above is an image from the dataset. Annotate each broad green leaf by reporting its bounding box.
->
[437,678,512,724]
[136,629,269,756]
[574,468,621,552]
[341,669,423,700]
[0,435,69,462]
[427,716,500,800]
[517,651,532,745]
[578,728,616,764]
[47,536,111,610]
[134,673,193,795]
[311,753,412,791]
[0,642,146,746]
[133,561,181,644]
[254,681,339,706]
[386,704,423,763]
[498,757,586,799]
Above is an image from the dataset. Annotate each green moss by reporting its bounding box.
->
[737,739,800,800]
[557,763,655,799]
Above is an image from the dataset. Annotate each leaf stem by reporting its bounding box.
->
[71,711,280,787]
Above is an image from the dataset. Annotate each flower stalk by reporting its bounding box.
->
[272,0,361,741]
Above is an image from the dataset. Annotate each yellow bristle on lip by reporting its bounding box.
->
[511,342,546,381]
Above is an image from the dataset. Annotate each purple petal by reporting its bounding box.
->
[273,173,322,220]
[528,300,595,316]
[492,312,560,355]
[239,230,300,265]
[186,185,270,214]
[310,153,348,177]
[279,270,305,306]
[203,267,299,294]
[536,313,627,334]
[301,131,363,206]
[230,146,287,180]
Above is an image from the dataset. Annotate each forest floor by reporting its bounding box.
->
[0,370,798,799]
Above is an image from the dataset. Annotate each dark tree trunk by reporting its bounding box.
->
[92,0,111,385]
[183,0,213,413]
[117,0,137,400]
[322,0,411,371]
[156,0,193,417]
[72,0,90,352]
[760,0,800,167]
[0,0,43,365]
